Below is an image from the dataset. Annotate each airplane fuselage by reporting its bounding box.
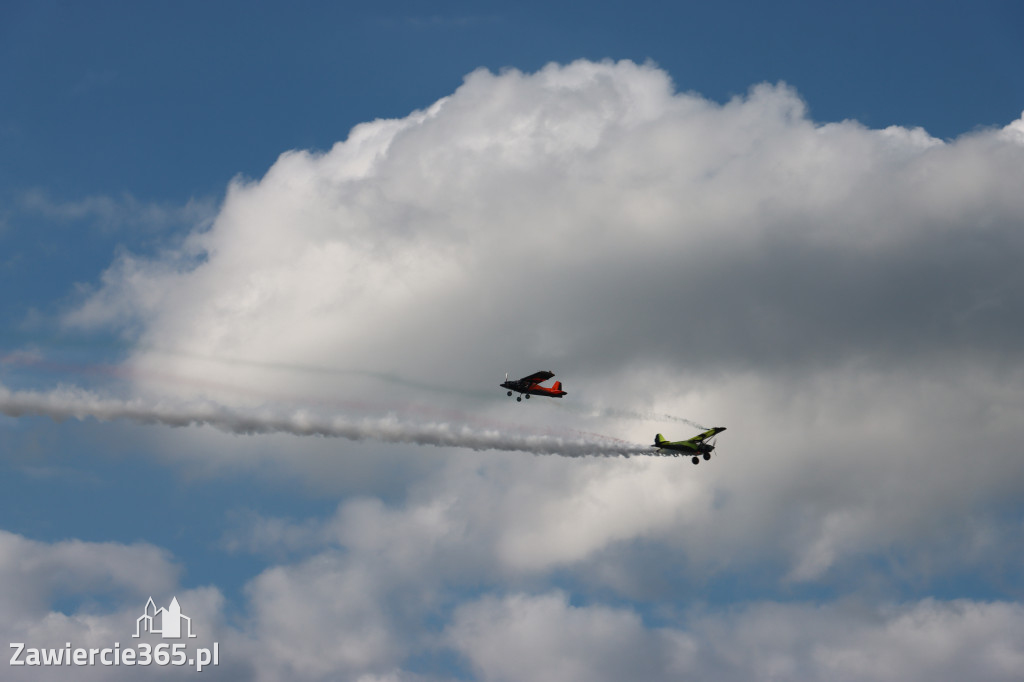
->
[653,427,726,462]
[656,441,714,454]
[500,380,567,398]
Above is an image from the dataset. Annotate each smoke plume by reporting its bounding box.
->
[0,384,653,458]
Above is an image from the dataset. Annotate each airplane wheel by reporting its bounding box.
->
[516,397,522,402]
[525,394,530,399]
[692,457,699,465]
[507,391,512,397]
[703,453,711,461]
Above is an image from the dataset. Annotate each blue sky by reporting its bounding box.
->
[4,1,1022,196]
[2,2,1024,680]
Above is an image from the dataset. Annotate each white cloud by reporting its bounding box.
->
[3,523,1022,682]
[241,554,403,680]
[221,455,710,577]
[448,593,1024,682]
[0,531,246,680]
[448,591,669,682]
[65,60,1024,406]
[0,530,179,620]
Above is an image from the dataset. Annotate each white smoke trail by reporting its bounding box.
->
[0,384,654,458]
[594,407,708,430]
[550,400,709,431]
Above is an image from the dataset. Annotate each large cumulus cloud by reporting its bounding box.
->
[66,59,1024,397]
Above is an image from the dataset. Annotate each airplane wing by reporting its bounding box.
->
[688,427,726,443]
[519,370,555,384]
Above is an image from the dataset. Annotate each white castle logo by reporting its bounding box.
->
[133,597,197,639]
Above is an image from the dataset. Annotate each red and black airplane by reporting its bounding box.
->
[501,371,567,402]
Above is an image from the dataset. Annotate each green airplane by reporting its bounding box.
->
[653,427,726,464]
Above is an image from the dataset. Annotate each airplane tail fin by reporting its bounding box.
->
[552,381,562,391]
[654,433,666,445]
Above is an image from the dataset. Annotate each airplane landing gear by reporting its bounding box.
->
[703,453,711,461]
[524,394,530,399]
[507,391,513,397]
[692,456,700,465]
[516,396,522,402]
